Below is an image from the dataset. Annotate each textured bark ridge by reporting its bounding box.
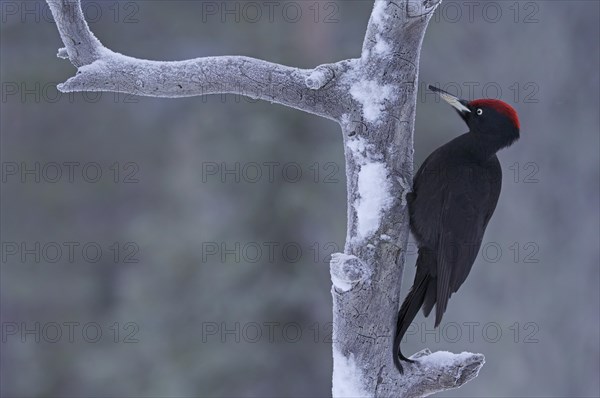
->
[45,0,485,396]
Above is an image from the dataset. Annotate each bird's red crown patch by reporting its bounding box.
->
[469,99,520,130]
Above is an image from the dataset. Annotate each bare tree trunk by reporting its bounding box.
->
[44,0,485,396]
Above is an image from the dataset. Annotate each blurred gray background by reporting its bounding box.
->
[1,1,598,397]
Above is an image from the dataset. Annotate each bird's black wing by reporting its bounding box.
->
[409,149,449,251]
[434,167,500,327]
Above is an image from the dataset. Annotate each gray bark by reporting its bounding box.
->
[45,0,485,396]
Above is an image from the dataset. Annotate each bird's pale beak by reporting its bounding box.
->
[429,85,471,114]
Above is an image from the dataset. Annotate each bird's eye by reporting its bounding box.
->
[476,109,483,115]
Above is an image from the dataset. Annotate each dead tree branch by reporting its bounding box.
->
[45,0,485,396]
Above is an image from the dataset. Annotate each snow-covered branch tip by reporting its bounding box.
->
[397,349,485,398]
[305,64,336,90]
[45,0,352,121]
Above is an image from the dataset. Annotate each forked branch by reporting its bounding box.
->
[45,0,485,396]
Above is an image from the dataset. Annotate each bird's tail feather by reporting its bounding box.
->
[393,266,431,373]
[422,284,437,317]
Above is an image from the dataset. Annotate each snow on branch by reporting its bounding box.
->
[45,0,352,121]
[332,347,484,398]
[44,0,486,396]
[398,349,485,397]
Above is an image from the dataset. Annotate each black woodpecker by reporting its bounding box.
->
[394,85,520,373]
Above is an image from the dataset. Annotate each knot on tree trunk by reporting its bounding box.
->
[330,253,371,292]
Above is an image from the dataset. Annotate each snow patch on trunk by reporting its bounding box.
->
[356,162,392,240]
[349,79,394,124]
[371,0,389,27]
[374,34,391,55]
[332,349,369,397]
[346,137,392,242]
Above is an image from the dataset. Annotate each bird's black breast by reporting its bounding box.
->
[409,133,502,256]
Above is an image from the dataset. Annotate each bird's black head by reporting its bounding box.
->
[429,85,520,148]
